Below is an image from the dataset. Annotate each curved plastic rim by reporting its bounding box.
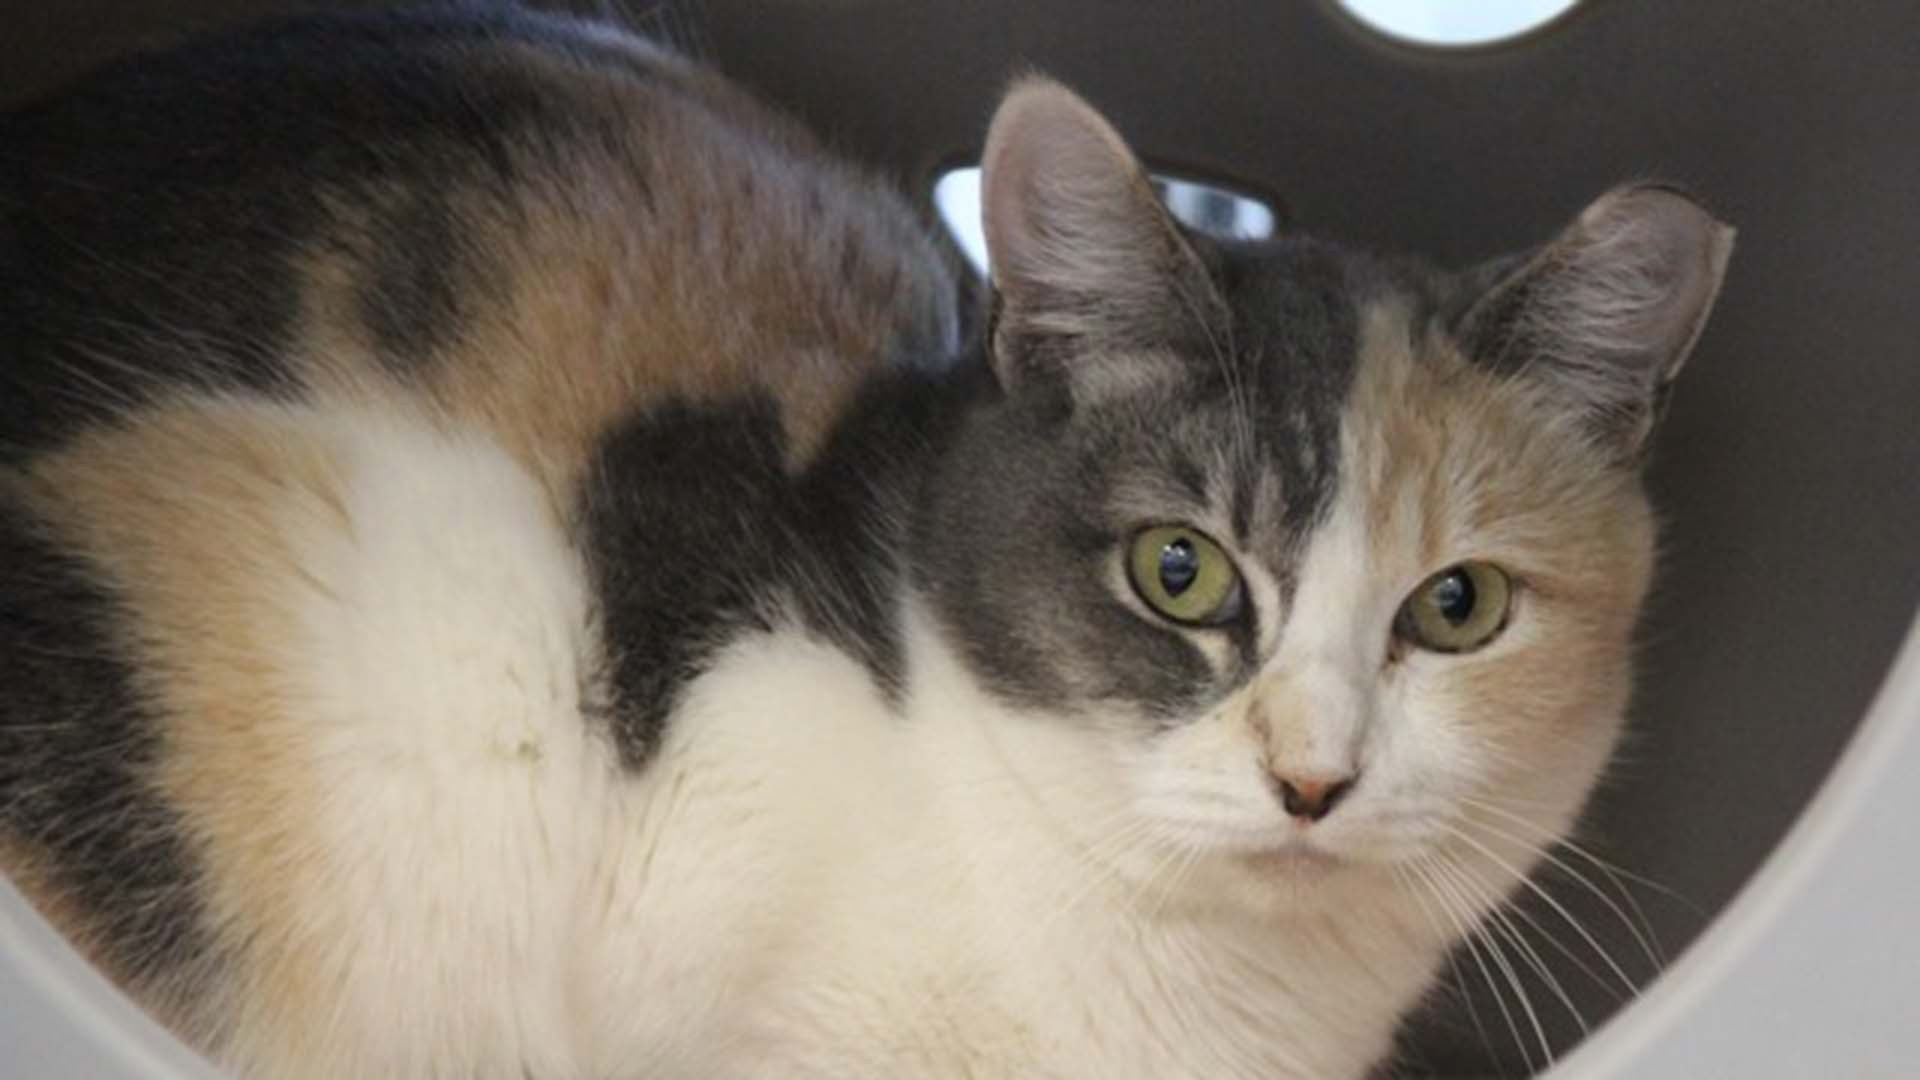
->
[1549,607,1920,1076]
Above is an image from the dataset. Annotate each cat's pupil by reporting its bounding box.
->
[1433,569,1476,625]
[1158,539,1199,596]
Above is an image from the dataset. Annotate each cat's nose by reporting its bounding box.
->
[1272,773,1357,823]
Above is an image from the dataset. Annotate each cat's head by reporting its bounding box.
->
[916,78,1732,915]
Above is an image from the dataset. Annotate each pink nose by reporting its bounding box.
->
[1272,774,1356,823]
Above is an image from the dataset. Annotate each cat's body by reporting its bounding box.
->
[0,7,1732,1078]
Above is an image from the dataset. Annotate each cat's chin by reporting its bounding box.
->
[1178,840,1400,921]
[1239,841,1347,879]
[1221,833,1424,898]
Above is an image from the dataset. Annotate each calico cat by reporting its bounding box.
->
[0,5,1733,1078]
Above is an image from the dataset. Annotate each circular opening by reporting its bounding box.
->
[1333,0,1582,48]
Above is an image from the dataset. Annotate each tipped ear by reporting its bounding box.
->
[981,77,1223,393]
[1455,184,1735,453]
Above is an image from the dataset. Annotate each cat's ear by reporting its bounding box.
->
[1455,184,1735,455]
[980,77,1224,395]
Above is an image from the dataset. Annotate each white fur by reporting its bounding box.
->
[236,413,613,1077]
[231,407,1611,1078]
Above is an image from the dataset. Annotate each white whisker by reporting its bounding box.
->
[1462,794,1682,963]
[1426,851,1551,1072]
[1393,863,1501,1067]
[1410,853,1532,1077]
[1433,850,1589,1037]
[1437,820,1641,998]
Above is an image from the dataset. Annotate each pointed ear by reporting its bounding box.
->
[980,77,1224,395]
[1455,184,1735,454]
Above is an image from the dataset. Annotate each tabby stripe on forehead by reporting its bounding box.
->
[1218,244,1370,549]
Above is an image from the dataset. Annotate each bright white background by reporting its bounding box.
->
[1335,0,1582,47]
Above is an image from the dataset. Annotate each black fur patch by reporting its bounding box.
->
[0,5,677,461]
[580,362,981,770]
[0,491,213,989]
[354,182,477,371]
[580,397,785,768]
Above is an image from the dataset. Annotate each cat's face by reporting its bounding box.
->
[919,80,1731,912]
[1098,298,1655,879]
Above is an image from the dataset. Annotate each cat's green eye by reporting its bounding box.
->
[1397,562,1513,654]
[1126,526,1243,626]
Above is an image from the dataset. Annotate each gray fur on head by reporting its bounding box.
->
[916,78,1366,721]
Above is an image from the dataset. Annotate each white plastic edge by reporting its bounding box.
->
[1546,607,1920,1077]
[0,874,217,1077]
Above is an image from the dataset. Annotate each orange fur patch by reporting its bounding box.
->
[1343,303,1655,753]
[18,400,373,1062]
[289,44,956,491]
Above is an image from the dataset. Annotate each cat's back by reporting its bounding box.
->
[0,9,959,1073]
[0,4,959,469]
